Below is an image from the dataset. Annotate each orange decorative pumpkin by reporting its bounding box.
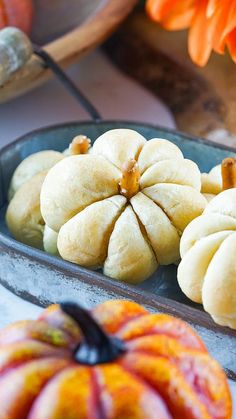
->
[0,0,33,33]
[0,300,231,418]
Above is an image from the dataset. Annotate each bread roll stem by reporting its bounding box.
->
[119,159,140,199]
[69,135,91,155]
[221,158,236,190]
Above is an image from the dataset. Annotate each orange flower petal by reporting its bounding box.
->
[226,28,236,63]
[146,0,236,66]
[188,0,213,66]
[220,3,236,42]
[206,0,221,18]
[207,0,231,53]
[146,0,183,22]
[212,2,236,54]
[162,1,195,30]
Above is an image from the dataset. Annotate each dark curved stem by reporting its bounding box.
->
[33,45,101,122]
[60,302,126,365]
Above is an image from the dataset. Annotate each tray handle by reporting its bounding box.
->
[33,45,102,122]
[0,27,101,122]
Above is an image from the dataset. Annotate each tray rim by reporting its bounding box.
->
[1,119,236,155]
[1,228,236,338]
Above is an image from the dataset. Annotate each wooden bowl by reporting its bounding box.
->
[0,0,137,103]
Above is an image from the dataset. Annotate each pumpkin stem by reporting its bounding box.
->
[119,159,140,199]
[60,302,126,365]
[221,157,236,190]
[69,135,91,155]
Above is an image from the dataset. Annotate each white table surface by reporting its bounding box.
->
[0,49,235,415]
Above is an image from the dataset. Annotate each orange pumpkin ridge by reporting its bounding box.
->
[92,300,148,334]
[116,313,206,351]
[125,337,231,418]
[120,352,212,418]
[0,340,70,375]
[39,304,81,343]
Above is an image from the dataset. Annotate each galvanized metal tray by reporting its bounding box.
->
[0,120,236,379]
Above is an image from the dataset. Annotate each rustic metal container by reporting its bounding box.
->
[0,120,236,379]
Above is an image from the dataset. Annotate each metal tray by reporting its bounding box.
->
[0,120,236,379]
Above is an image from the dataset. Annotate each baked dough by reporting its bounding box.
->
[6,136,90,253]
[41,155,121,232]
[6,172,47,249]
[201,164,222,202]
[178,188,236,328]
[58,195,126,269]
[7,150,63,251]
[104,206,158,283]
[8,150,63,201]
[43,225,59,256]
[41,129,206,283]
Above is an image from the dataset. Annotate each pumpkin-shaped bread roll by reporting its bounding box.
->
[43,225,59,256]
[178,189,236,328]
[8,150,64,201]
[201,165,222,201]
[178,158,236,328]
[201,157,236,202]
[6,135,90,251]
[7,171,59,251]
[6,172,47,249]
[41,129,206,284]
[8,135,91,201]
[7,149,63,250]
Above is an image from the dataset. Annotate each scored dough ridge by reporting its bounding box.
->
[130,202,160,266]
[140,159,201,191]
[102,200,128,265]
[178,230,233,303]
[103,206,157,283]
[130,193,181,265]
[57,196,127,268]
[143,183,206,234]
[142,183,182,236]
